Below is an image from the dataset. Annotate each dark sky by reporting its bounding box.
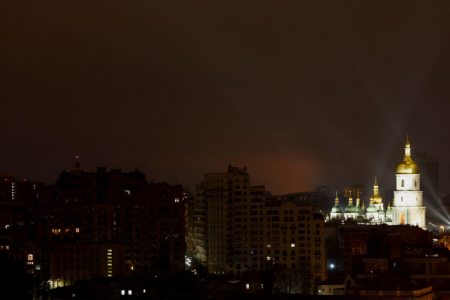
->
[1,1,450,196]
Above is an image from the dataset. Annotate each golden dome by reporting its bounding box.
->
[370,176,383,204]
[396,133,419,174]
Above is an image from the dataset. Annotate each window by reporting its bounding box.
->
[121,290,125,295]
[291,243,295,248]
[128,290,132,295]
[36,265,40,271]
[75,228,80,233]
[401,180,404,187]
[28,254,33,261]
[415,180,417,187]
[246,284,249,290]
[107,249,113,277]
[125,190,131,196]
[175,198,180,203]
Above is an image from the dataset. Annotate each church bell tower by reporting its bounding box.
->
[392,134,426,228]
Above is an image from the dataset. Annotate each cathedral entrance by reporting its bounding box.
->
[400,213,405,225]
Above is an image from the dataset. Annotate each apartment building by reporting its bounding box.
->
[192,165,326,283]
[0,166,185,287]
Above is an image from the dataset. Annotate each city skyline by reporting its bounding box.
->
[3,1,450,298]
[2,2,450,195]
[0,135,441,198]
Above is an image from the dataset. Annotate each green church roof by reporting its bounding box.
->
[366,204,378,213]
[345,204,356,213]
[331,204,342,213]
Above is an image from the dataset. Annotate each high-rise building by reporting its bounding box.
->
[0,165,185,287]
[0,174,45,202]
[411,151,439,210]
[192,165,326,287]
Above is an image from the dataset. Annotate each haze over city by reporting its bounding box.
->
[2,1,450,194]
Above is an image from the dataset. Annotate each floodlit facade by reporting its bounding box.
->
[393,135,426,228]
[328,135,426,229]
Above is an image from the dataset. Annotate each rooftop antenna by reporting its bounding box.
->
[75,156,80,170]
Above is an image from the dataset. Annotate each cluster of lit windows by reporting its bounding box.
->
[107,249,112,277]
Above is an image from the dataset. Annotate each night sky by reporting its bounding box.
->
[1,1,450,196]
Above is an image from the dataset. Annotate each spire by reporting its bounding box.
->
[373,177,379,194]
[356,191,360,207]
[397,133,418,174]
[387,202,391,210]
[349,190,352,205]
[361,201,365,210]
[405,133,411,153]
[335,191,339,205]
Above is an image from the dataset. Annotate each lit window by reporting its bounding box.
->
[261,284,263,289]
[267,256,271,261]
[291,243,295,248]
[28,254,33,261]
[125,190,131,196]
[5,246,9,250]
[175,198,180,203]
[246,284,249,290]
[143,289,146,293]
[267,244,271,248]
[75,228,80,233]
[128,290,132,295]
[5,225,9,229]
[36,265,41,271]
[121,290,125,295]
[72,294,75,298]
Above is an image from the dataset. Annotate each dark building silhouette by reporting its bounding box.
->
[0,165,185,288]
[0,173,45,202]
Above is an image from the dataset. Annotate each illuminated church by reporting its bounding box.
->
[329,135,426,229]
